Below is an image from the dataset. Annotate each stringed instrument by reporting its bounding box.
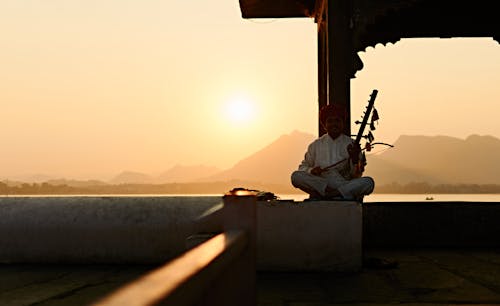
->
[355,89,378,146]
[352,89,378,175]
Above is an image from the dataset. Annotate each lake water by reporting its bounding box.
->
[278,193,500,202]
[3,193,500,202]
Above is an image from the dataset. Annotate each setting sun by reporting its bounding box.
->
[224,96,256,123]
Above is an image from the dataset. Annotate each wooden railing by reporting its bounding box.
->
[92,190,257,306]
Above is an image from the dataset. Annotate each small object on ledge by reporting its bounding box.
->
[224,187,279,201]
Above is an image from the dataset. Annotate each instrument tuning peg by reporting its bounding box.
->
[371,108,379,122]
[367,131,375,142]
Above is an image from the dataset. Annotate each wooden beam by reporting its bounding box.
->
[92,231,248,306]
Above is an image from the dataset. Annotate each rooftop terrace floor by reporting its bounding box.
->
[1,248,500,305]
[258,248,500,305]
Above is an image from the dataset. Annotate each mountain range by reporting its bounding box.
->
[224,132,500,186]
[366,134,500,185]
[96,131,500,186]
[6,131,500,187]
[109,165,221,184]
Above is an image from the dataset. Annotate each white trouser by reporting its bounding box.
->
[291,170,375,200]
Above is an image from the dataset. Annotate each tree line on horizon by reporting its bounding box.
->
[1,181,500,195]
[0,181,291,195]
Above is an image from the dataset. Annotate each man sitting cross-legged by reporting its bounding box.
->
[291,104,374,201]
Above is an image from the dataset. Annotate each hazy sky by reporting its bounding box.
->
[1,0,499,180]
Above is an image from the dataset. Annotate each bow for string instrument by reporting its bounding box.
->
[322,89,380,173]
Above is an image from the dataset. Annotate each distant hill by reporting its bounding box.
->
[202,130,315,186]
[369,134,500,185]
[109,165,222,185]
[23,174,55,183]
[109,171,154,184]
[156,164,220,183]
[204,132,500,187]
[363,156,439,186]
[46,179,109,187]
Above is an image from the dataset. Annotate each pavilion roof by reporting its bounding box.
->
[239,0,500,52]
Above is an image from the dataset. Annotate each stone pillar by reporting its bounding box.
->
[318,17,328,136]
[199,189,257,306]
[327,0,352,135]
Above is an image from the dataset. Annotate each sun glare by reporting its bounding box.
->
[224,96,256,123]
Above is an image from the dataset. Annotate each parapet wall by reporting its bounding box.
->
[0,196,220,263]
[0,196,363,272]
[3,197,499,267]
[364,201,500,248]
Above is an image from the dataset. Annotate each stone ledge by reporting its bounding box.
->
[0,196,220,263]
[0,197,362,272]
[257,200,362,272]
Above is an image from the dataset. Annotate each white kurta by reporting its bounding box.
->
[298,133,354,178]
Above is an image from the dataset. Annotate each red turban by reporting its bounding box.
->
[319,104,347,125]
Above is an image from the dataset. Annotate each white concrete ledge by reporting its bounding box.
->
[0,196,219,263]
[0,197,362,271]
[257,200,362,272]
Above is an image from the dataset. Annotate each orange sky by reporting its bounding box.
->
[1,0,499,181]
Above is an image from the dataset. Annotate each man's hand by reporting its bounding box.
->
[310,166,323,176]
[347,143,361,164]
[353,161,366,178]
